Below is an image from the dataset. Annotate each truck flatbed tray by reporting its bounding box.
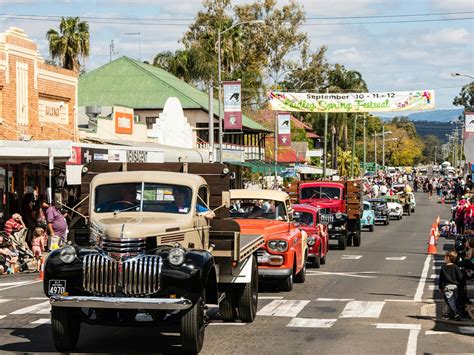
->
[210,231,264,262]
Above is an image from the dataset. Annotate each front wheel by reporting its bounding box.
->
[181,296,205,354]
[278,274,293,292]
[294,255,306,283]
[338,233,347,250]
[51,306,81,352]
[311,250,321,269]
[237,255,258,323]
[369,225,374,232]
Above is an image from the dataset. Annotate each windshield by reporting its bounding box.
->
[230,199,287,220]
[94,183,193,214]
[370,201,386,208]
[300,186,341,200]
[293,211,314,226]
[363,204,370,211]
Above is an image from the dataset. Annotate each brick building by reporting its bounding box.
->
[0,27,78,141]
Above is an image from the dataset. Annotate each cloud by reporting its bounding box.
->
[421,27,473,45]
[299,0,387,17]
[332,47,365,64]
[431,0,474,12]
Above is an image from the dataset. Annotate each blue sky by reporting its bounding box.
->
[0,0,473,110]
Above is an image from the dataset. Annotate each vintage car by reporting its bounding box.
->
[229,189,307,291]
[368,199,390,225]
[44,170,263,353]
[408,192,416,213]
[292,204,329,268]
[360,201,375,232]
[397,191,412,216]
[384,195,403,220]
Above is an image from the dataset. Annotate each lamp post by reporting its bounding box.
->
[323,87,329,178]
[381,128,392,168]
[363,115,366,172]
[451,72,474,80]
[351,113,358,179]
[217,20,264,163]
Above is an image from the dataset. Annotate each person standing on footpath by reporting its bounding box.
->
[439,251,465,320]
[41,199,68,249]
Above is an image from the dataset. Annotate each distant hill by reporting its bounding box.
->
[407,108,464,122]
[412,121,454,142]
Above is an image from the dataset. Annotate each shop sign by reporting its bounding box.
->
[278,112,291,147]
[67,146,82,165]
[39,99,69,124]
[223,81,242,130]
[465,112,474,132]
[107,149,165,163]
[268,90,435,113]
[114,106,134,134]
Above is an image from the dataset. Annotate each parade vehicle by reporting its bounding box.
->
[287,180,363,251]
[292,204,329,268]
[384,195,404,220]
[368,199,390,225]
[408,192,416,213]
[229,189,307,292]
[360,201,375,232]
[397,191,412,216]
[43,164,264,353]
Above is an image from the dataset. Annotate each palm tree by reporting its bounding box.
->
[46,17,90,72]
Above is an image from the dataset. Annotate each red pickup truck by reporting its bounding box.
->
[288,180,362,250]
[292,204,329,268]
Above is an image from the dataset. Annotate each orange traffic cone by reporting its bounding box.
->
[38,257,45,281]
[427,233,437,254]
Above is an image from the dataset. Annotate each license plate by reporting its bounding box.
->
[48,280,66,295]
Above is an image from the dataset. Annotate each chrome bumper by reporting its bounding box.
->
[50,295,193,310]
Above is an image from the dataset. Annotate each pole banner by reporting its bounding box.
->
[278,112,291,146]
[223,81,242,130]
[268,90,435,113]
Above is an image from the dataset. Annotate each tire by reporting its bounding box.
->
[294,255,306,283]
[51,306,81,352]
[278,273,293,292]
[412,208,415,214]
[219,288,237,322]
[320,251,327,265]
[407,208,411,216]
[386,219,390,225]
[311,249,321,269]
[346,233,353,247]
[353,231,361,247]
[181,296,205,354]
[369,225,374,232]
[338,233,347,250]
[237,255,258,323]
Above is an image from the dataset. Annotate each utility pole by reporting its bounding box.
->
[363,115,366,172]
[208,80,214,162]
[274,111,278,180]
[382,125,385,168]
[323,88,329,178]
[351,113,358,179]
[374,132,377,173]
[109,40,114,62]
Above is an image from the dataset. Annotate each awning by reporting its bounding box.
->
[230,161,287,174]
[0,140,72,163]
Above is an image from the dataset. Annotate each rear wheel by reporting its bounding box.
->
[51,306,81,352]
[278,274,293,292]
[294,255,306,283]
[346,233,353,247]
[338,233,347,250]
[181,296,205,354]
[219,288,237,322]
[237,255,258,323]
[353,231,361,247]
[311,249,321,269]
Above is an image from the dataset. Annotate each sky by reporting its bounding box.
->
[0,0,473,111]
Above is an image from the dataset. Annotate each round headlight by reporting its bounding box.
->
[335,212,342,219]
[395,207,400,210]
[367,215,372,221]
[328,224,333,229]
[307,236,316,246]
[168,247,186,266]
[268,240,288,252]
[268,241,278,250]
[59,245,76,264]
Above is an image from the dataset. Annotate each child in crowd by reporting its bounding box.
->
[439,251,465,320]
[31,227,45,272]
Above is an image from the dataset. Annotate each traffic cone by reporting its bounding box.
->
[441,196,445,204]
[38,257,45,281]
[427,232,437,254]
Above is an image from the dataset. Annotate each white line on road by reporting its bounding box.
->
[385,256,407,261]
[431,266,441,270]
[0,280,41,292]
[383,299,417,303]
[406,329,420,355]
[208,322,246,326]
[339,301,385,318]
[375,323,421,330]
[341,255,363,260]
[425,330,450,335]
[257,300,310,317]
[287,318,337,328]
[429,274,438,279]
[306,271,378,279]
[0,281,32,287]
[31,318,51,325]
[316,298,355,302]
[0,315,6,320]
[414,254,431,302]
[458,326,474,335]
[259,296,284,300]
[10,301,50,315]
[0,299,11,304]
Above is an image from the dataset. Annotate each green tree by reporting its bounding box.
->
[421,135,442,164]
[46,17,90,71]
[453,81,474,111]
[337,148,360,177]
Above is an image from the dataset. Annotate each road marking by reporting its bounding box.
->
[429,275,438,279]
[307,271,378,279]
[208,322,246,326]
[414,254,431,302]
[384,299,417,303]
[431,266,441,270]
[31,318,51,325]
[375,323,421,330]
[316,298,355,302]
[257,300,310,317]
[406,329,420,355]
[339,301,385,318]
[341,255,363,260]
[259,296,284,300]
[458,326,474,335]
[287,318,337,328]
[0,315,6,320]
[0,281,32,287]
[385,256,407,261]
[10,301,50,315]
[425,330,450,335]
[0,280,42,292]
[0,299,11,304]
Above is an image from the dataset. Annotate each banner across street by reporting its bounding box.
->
[268,90,435,113]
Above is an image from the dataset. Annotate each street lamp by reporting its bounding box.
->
[217,20,264,163]
[451,72,474,80]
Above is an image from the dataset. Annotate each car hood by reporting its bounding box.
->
[93,215,190,239]
[233,219,291,239]
[387,202,402,209]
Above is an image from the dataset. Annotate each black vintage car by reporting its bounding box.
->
[368,199,390,225]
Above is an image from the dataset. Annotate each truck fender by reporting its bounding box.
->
[184,250,218,303]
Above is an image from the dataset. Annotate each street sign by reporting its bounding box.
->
[223,81,242,130]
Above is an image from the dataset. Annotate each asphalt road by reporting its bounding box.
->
[0,192,472,354]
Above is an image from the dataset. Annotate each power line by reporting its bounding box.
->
[302,17,474,26]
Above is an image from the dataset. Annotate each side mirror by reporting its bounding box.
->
[222,191,231,209]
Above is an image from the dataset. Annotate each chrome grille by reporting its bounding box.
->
[320,214,335,224]
[256,249,265,258]
[83,254,161,296]
[102,238,146,254]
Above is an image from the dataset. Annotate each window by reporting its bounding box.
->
[294,211,314,226]
[16,62,28,126]
[197,186,209,210]
[230,199,287,220]
[300,186,341,200]
[146,117,157,130]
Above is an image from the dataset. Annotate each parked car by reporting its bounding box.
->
[230,189,307,292]
[384,195,403,220]
[360,201,375,232]
[368,199,390,225]
[292,204,329,268]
